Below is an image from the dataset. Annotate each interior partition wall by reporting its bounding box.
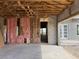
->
[6,16,30,44]
[7,17,17,44]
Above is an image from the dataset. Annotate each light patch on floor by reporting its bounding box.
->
[63,45,79,59]
[41,45,77,59]
[0,44,78,59]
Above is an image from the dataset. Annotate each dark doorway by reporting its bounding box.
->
[4,19,7,44]
[17,18,20,36]
[40,22,48,43]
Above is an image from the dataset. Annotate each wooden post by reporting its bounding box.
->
[32,15,40,43]
[56,16,59,45]
[0,30,4,47]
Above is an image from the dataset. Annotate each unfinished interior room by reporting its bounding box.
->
[0,0,79,59]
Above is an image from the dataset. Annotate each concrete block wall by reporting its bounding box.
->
[48,16,57,45]
[58,0,79,45]
[58,18,79,45]
[58,8,70,21]
[58,0,79,22]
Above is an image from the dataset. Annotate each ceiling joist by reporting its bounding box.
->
[0,0,74,17]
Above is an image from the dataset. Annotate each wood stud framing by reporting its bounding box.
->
[0,0,73,17]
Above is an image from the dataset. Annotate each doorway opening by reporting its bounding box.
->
[4,19,7,44]
[40,22,48,43]
[17,18,20,36]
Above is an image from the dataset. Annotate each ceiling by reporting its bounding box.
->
[0,0,74,17]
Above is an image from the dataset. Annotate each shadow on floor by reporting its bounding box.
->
[0,44,42,59]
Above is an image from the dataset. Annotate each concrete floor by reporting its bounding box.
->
[64,45,79,59]
[0,44,77,59]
